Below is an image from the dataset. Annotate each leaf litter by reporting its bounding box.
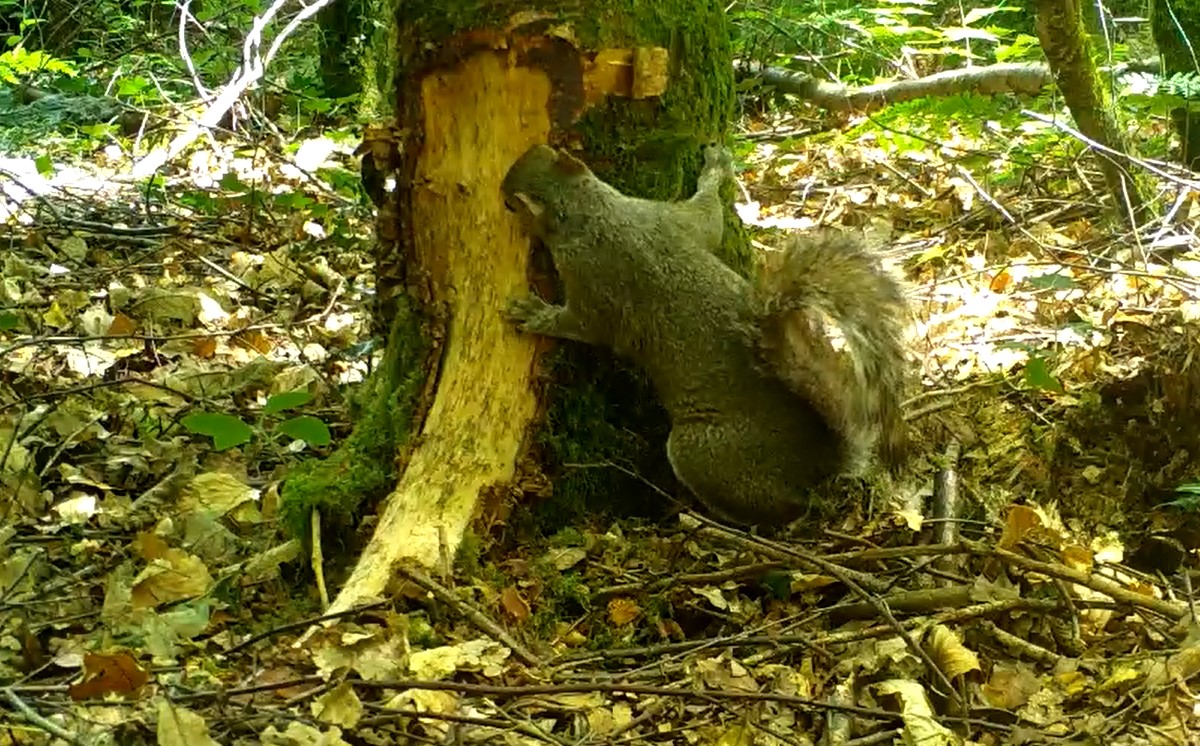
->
[1,100,1200,745]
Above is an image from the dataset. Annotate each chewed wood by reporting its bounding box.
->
[326,52,550,614]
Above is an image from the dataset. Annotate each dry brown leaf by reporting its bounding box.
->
[69,652,149,700]
[193,335,217,358]
[656,618,684,640]
[499,586,530,622]
[989,270,1012,292]
[999,503,1063,549]
[106,312,138,336]
[230,666,310,705]
[234,328,273,353]
[999,504,1041,548]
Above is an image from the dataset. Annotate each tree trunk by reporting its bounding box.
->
[1033,0,1148,224]
[285,1,742,615]
[1150,0,1200,171]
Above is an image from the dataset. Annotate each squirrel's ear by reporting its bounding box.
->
[554,149,590,177]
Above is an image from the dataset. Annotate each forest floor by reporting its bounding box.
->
[2,97,1200,745]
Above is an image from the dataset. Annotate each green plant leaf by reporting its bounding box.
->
[272,191,314,210]
[277,415,331,447]
[182,412,253,451]
[962,6,1013,25]
[219,172,249,192]
[264,390,312,414]
[1161,488,1200,511]
[117,76,149,97]
[0,310,17,330]
[759,570,792,600]
[1026,272,1076,291]
[1024,356,1063,393]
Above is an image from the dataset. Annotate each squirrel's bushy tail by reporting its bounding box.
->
[750,233,909,473]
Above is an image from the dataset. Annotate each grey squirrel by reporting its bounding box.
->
[502,143,908,526]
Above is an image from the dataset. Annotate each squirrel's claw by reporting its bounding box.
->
[701,143,733,172]
[505,295,551,327]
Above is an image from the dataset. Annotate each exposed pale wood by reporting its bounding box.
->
[326,52,551,614]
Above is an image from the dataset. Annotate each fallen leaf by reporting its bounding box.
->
[180,471,257,516]
[107,312,138,336]
[69,652,149,700]
[156,701,220,746]
[193,335,217,358]
[926,624,981,680]
[499,586,530,622]
[544,546,586,571]
[131,550,213,608]
[312,682,363,728]
[607,597,641,626]
[874,679,953,746]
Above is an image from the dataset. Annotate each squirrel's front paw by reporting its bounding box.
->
[702,143,734,174]
[505,296,588,342]
[505,295,553,330]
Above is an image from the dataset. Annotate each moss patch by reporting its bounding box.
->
[278,296,427,545]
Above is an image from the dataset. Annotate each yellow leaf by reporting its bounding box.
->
[874,679,954,746]
[894,509,923,531]
[999,504,1041,548]
[926,624,981,680]
[713,724,753,746]
[1054,669,1089,695]
[156,701,220,746]
[181,472,256,516]
[42,301,69,329]
[312,682,363,728]
[131,551,213,609]
[980,664,1041,709]
[1096,663,1142,692]
[608,597,641,626]
[1167,645,1200,682]
[1060,544,1093,572]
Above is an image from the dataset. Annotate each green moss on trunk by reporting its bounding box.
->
[1033,0,1148,221]
[278,296,426,542]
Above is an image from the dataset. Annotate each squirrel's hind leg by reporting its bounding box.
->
[666,420,806,527]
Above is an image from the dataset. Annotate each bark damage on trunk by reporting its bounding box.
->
[327,17,673,615]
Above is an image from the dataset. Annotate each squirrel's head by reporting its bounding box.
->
[502,144,592,236]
